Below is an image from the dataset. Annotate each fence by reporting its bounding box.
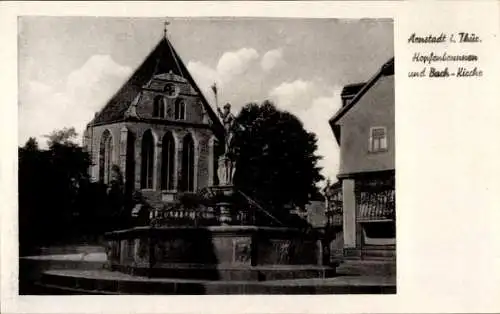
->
[148,189,283,227]
[355,176,395,222]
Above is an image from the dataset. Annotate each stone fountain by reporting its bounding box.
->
[104,103,337,282]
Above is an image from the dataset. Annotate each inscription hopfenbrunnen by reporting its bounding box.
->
[408,32,483,78]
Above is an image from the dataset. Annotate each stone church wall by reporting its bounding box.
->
[86,121,215,196]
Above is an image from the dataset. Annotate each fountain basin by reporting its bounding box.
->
[104,226,336,281]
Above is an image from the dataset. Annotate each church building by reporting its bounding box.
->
[83,30,224,204]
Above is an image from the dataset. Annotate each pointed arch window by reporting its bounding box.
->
[175,99,186,120]
[181,134,195,192]
[161,132,176,191]
[125,131,136,195]
[153,95,166,118]
[99,130,113,184]
[141,130,155,189]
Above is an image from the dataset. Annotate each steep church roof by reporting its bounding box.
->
[88,36,224,137]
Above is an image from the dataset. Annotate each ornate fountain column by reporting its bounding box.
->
[216,156,237,225]
[207,102,242,225]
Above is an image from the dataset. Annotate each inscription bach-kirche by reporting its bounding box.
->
[407,32,483,79]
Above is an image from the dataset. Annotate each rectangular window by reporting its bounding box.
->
[369,127,388,153]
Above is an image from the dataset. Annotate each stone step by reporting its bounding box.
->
[361,248,396,260]
[20,255,108,277]
[20,253,336,283]
[110,264,337,281]
[34,245,106,256]
[19,256,108,294]
[26,269,395,295]
[336,260,396,277]
[341,246,396,261]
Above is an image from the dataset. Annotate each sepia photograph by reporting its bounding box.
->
[18,16,395,295]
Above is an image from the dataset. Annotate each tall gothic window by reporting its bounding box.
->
[181,134,195,192]
[161,132,175,191]
[175,99,186,120]
[153,96,165,118]
[125,131,136,195]
[141,130,155,189]
[99,130,113,184]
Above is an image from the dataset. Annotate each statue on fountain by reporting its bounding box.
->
[217,102,245,186]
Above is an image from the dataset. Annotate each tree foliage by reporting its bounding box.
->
[43,127,79,147]
[233,101,323,215]
[18,129,130,255]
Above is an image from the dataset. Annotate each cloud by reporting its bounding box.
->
[268,80,343,181]
[216,48,259,82]
[19,81,71,147]
[66,55,131,99]
[301,90,343,183]
[261,49,284,72]
[268,79,316,110]
[188,47,259,100]
[186,60,221,97]
[19,55,131,147]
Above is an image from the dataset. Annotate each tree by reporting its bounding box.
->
[19,137,49,253]
[106,165,131,230]
[43,127,79,147]
[233,101,323,217]
[19,128,140,254]
[18,129,92,253]
[23,137,39,151]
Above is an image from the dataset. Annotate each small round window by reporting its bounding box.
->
[163,83,179,98]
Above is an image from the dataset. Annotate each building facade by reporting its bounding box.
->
[328,58,395,259]
[83,34,224,205]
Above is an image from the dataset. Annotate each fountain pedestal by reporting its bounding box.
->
[206,184,237,226]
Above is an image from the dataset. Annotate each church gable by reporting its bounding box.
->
[133,72,208,124]
[88,36,223,138]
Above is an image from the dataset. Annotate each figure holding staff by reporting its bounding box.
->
[211,83,245,158]
[211,83,245,185]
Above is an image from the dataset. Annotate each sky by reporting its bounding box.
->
[18,17,393,183]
